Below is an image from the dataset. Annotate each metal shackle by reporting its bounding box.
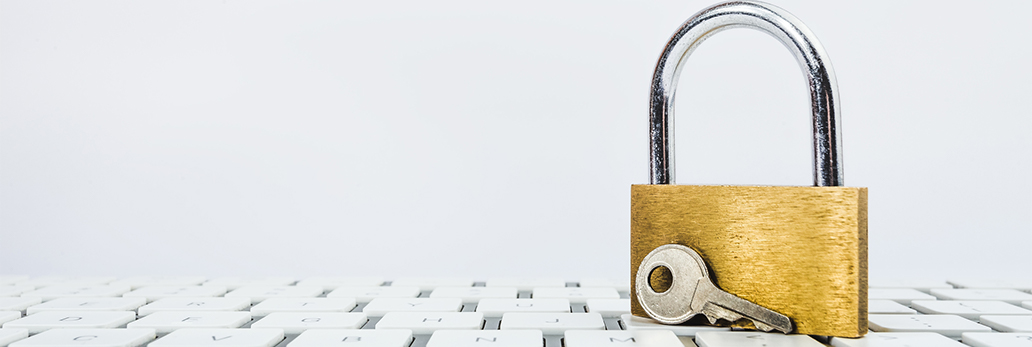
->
[649,1,843,187]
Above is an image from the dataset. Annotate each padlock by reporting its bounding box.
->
[630,1,867,338]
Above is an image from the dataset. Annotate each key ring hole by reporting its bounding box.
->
[648,265,673,293]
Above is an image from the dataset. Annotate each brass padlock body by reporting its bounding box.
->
[631,185,868,337]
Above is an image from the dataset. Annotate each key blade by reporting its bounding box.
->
[691,279,794,334]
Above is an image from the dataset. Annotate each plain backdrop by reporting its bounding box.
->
[1,1,1029,281]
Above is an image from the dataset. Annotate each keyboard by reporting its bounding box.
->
[2,277,1032,347]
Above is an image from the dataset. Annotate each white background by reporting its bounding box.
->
[1,1,1029,281]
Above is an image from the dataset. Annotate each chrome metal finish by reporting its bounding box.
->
[635,244,793,333]
[648,1,843,187]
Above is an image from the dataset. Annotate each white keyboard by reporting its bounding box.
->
[2,277,1032,347]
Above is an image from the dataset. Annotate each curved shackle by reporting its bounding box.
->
[649,1,843,186]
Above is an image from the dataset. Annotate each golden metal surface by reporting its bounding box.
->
[631,185,868,337]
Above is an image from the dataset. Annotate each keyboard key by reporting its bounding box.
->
[110,277,207,289]
[0,328,29,346]
[911,300,1032,319]
[18,277,116,287]
[931,289,1032,305]
[138,297,251,316]
[288,329,412,347]
[8,328,155,347]
[532,288,619,304]
[375,312,483,334]
[869,299,917,314]
[2,311,136,334]
[148,328,284,347]
[225,286,322,304]
[620,314,730,337]
[585,299,630,318]
[326,286,420,303]
[362,298,462,316]
[830,332,967,347]
[429,287,516,304]
[127,311,251,334]
[475,299,570,318]
[949,280,1032,292]
[869,279,953,293]
[250,298,356,317]
[21,286,130,301]
[1026,302,1032,310]
[0,287,34,298]
[203,277,295,290]
[426,329,543,347]
[868,314,992,338]
[499,313,604,335]
[26,297,146,314]
[389,278,473,291]
[565,330,681,347]
[251,312,367,334]
[695,331,823,347]
[0,277,28,286]
[295,277,384,289]
[0,312,20,325]
[578,279,629,292]
[0,299,41,314]
[962,332,1032,347]
[485,278,566,291]
[979,315,1032,332]
[123,286,227,302]
[868,288,936,305]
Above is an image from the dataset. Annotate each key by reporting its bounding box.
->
[830,332,967,347]
[250,312,368,334]
[389,278,473,291]
[475,299,570,318]
[634,244,793,333]
[138,297,251,316]
[931,289,1032,305]
[203,277,295,290]
[0,287,34,298]
[499,313,604,335]
[962,332,1032,347]
[26,297,146,314]
[126,311,251,334]
[868,299,917,314]
[287,329,412,347]
[18,277,116,287]
[147,328,284,347]
[979,315,1032,332]
[949,280,1032,292]
[0,298,41,313]
[426,330,543,347]
[225,286,323,304]
[585,298,630,318]
[868,288,937,305]
[531,287,619,304]
[620,314,730,337]
[361,298,462,317]
[695,331,823,347]
[2,311,136,334]
[8,328,155,347]
[110,277,207,289]
[485,278,566,291]
[21,285,130,300]
[326,286,420,303]
[0,277,28,286]
[295,277,384,289]
[868,314,991,338]
[0,328,29,346]
[0,312,20,325]
[564,330,682,347]
[249,298,356,317]
[123,286,227,302]
[374,312,483,334]
[911,300,1032,319]
[869,279,953,293]
[429,287,516,304]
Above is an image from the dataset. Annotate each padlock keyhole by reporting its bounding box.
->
[648,265,673,293]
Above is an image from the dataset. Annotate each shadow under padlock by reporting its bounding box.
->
[629,1,868,338]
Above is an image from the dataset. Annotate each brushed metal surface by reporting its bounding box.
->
[630,185,868,337]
